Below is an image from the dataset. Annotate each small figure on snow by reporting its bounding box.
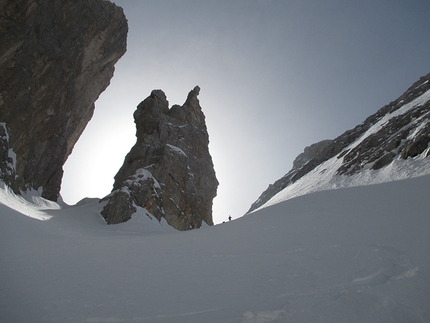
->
[228,215,232,221]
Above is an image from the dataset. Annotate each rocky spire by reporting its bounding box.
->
[100,87,218,231]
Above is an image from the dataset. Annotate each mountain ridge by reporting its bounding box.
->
[248,72,430,213]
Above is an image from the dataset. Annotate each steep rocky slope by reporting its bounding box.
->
[101,86,218,230]
[0,0,127,200]
[248,72,430,213]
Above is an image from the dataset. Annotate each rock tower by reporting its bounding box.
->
[101,86,218,230]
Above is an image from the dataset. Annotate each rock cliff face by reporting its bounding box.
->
[101,86,218,231]
[0,0,127,200]
[0,123,15,184]
[248,72,430,213]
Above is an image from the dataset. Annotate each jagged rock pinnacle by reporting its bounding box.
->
[101,87,218,231]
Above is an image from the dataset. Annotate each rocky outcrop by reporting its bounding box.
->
[0,0,127,200]
[101,86,218,231]
[248,72,430,213]
[0,123,16,184]
[247,139,333,212]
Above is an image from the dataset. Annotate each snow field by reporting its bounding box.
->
[1,174,430,322]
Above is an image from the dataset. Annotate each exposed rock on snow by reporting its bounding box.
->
[248,72,430,213]
[0,0,127,200]
[101,86,218,230]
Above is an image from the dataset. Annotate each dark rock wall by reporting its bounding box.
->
[0,0,127,200]
[0,123,15,183]
[101,87,218,231]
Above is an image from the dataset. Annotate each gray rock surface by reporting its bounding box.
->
[248,72,430,213]
[0,0,127,200]
[0,123,15,183]
[101,86,218,231]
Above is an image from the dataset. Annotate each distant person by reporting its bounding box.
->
[228,215,232,221]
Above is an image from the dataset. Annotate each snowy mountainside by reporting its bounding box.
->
[1,174,430,322]
[248,72,430,213]
[255,138,430,212]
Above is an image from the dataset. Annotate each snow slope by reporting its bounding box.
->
[253,87,430,212]
[1,173,430,322]
[256,148,430,212]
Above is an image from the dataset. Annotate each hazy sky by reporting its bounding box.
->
[61,0,430,224]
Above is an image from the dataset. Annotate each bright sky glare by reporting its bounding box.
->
[61,0,430,224]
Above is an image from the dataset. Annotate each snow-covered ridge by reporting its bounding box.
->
[250,73,430,213]
[348,88,430,152]
[258,147,430,211]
